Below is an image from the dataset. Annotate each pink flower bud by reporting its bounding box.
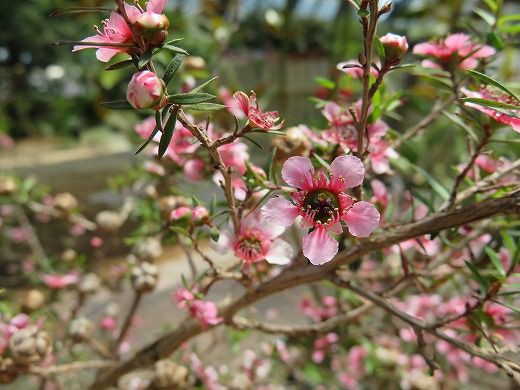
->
[170,206,192,221]
[136,11,170,32]
[380,33,408,62]
[192,206,208,222]
[127,71,166,110]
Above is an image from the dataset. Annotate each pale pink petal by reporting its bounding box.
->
[232,91,250,117]
[96,48,122,62]
[413,42,437,56]
[420,59,441,69]
[444,33,471,50]
[261,197,299,227]
[329,155,365,188]
[281,156,315,189]
[265,239,293,265]
[72,35,108,52]
[327,222,343,235]
[344,201,380,237]
[124,3,142,22]
[473,45,496,58]
[147,0,167,13]
[303,228,338,265]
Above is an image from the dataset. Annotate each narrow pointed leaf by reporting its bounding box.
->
[158,109,178,158]
[135,111,162,155]
[163,54,185,85]
[168,93,215,105]
[190,76,219,93]
[106,59,134,71]
[466,70,519,101]
[185,103,225,111]
[100,100,133,110]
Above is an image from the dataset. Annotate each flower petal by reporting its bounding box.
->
[232,91,250,117]
[261,197,299,227]
[303,228,338,265]
[265,239,293,265]
[281,156,314,189]
[147,0,167,13]
[329,155,365,188]
[344,201,380,237]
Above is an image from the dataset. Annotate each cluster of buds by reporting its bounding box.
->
[131,261,159,293]
[8,326,52,365]
[153,360,189,388]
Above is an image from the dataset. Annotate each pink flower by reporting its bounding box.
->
[170,206,192,221]
[462,87,520,133]
[165,122,200,164]
[184,159,205,180]
[413,33,495,70]
[144,161,166,176]
[100,316,117,330]
[261,156,380,265]
[175,288,222,328]
[190,353,221,390]
[73,0,168,62]
[312,333,338,363]
[192,206,208,222]
[215,212,293,265]
[475,154,498,173]
[90,236,104,248]
[380,33,409,61]
[126,71,165,110]
[232,91,283,130]
[73,12,134,62]
[217,140,249,175]
[42,272,79,289]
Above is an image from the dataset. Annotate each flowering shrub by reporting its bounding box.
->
[1,0,520,389]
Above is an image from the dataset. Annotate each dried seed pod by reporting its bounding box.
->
[69,317,95,342]
[9,326,52,365]
[153,360,189,388]
[131,262,159,293]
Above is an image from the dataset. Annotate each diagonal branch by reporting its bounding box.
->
[91,193,520,389]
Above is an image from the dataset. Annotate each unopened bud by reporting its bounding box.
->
[132,237,163,261]
[135,12,170,46]
[96,210,124,233]
[21,289,45,312]
[78,273,101,295]
[53,192,78,213]
[127,71,166,111]
[380,33,408,64]
[0,177,17,196]
[153,360,189,388]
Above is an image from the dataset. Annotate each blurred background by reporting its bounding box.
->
[0,0,519,271]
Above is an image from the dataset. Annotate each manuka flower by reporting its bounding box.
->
[413,33,495,70]
[215,211,293,265]
[232,91,283,130]
[261,156,380,265]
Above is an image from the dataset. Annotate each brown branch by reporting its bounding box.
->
[115,291,143,351]
[91,193,520,389]
[30,360,117,378]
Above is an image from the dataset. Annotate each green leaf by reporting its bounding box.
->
[483,0,498,12]
[158,109,178,158]
[442,111,478,141]
[243,135,264,150]
[190,76,219,94]
[168,93,215,105]
[163,54,185,85]
[138,49,153,69]
[267,148,277,183]
[374,37,385,60]
[474,8,496,25]
[164,38,184,45]
[312,152,330,170]
[185,103,226,111]
[105,59,134,71]
[466,70,520,101]
[462,97,520,116]
[388,64,416,72]
[170,226,190,238]
[485,247,506,278]
[163,45,189,55]
[135,111,161,155]
[501,232,517,256]
[100,100,133,110]
[465,260,489,297]
[315,76,335,89]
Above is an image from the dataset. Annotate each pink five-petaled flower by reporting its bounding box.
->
[413,33,495,70]
[174,288,222,328]
[127,71,166,110]
[462,87,520,133]
[232,91,283,130]
[215,211,293,265]
[261,156,380,265]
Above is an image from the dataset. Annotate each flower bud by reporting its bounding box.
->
[0,177,17,196]
[127,71,166,110]
[380,33,408,64]
[135,12,170,46]
[131,261,159,293]
[53,192,78,213]
[21,289,45,312]
[9,326,52,365]
[96,210,124,233]
[69,317,95,342]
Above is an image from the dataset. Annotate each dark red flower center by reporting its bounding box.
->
[303,189,340,224]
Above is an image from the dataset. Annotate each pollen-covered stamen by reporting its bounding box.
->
[302,189,341,225]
